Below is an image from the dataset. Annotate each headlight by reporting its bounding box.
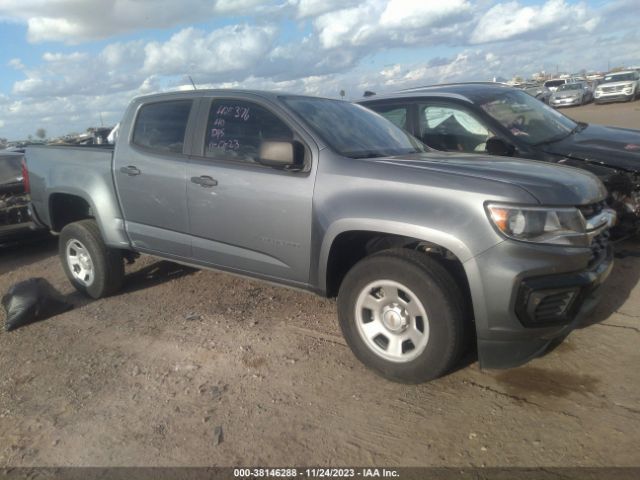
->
[486,203,588,246]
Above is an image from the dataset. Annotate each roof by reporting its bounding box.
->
[132,88,321,103]
[357,82,515,103]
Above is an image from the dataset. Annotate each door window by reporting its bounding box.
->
[372,105,409,130]
[132,100,192,154]
[204,100,293,164]
[419,105,493,153]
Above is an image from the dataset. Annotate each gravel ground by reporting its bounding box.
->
[1,102,639,468]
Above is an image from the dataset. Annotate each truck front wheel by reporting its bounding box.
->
[59,219,124,299]
[337,249,467,383]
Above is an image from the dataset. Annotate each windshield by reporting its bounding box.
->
[281,96,425,158]
[602,73,636,83]
[544,80,565,87]
[475,89,577,145]
[558,83,583,91]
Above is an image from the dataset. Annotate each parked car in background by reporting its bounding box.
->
[518,83,552,104]
[594,71,640,103]
[550,82,593,107]
[543,79,567,92]
[359,83,640,236]
[0,150,42,242]
[25,89,614,383]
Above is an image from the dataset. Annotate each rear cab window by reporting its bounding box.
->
[132,100,193,154]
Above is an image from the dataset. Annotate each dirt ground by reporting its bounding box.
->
[1,102,640,468]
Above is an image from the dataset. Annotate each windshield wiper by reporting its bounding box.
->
[534,121,588,146]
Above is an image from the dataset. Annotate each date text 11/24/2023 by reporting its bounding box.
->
[233,468,400,478]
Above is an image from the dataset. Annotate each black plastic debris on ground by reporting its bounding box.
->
[1,278,73,332]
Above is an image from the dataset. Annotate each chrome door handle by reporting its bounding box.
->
[120,165,141,176]
[191,175,218,187]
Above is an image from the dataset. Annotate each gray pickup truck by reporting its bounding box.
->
[25,90,615,383]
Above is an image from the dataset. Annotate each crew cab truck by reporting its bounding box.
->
[25,90,615,383]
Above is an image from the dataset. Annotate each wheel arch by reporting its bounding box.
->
[318,219,475,301]
[46,188,130,248]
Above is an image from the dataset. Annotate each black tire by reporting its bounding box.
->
[59,219,124,299]
[337,248,468,383]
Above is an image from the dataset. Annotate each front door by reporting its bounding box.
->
[418,103,495,153]
[186,97,315,284]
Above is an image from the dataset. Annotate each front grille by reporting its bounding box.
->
[577,201,610,266]
[601,85,623,93]
[578,201,605,219]
[589,230,610,266]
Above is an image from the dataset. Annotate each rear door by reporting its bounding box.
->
[186,95,316,284]
[114,98,198,257]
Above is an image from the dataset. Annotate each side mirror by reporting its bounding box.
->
[486,137,516,157]
[258,140,304,169]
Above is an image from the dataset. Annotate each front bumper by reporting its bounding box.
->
[594,91,634,103]
[465,238,613,369]
[550,96,582,107]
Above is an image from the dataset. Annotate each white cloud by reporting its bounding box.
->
[380,0,471,29]
[0,0,273,43]
[313,0,472,49]
[8,58,25,70]
[470,0,597,44]
[143,25,277,76]
[290,0,361,19]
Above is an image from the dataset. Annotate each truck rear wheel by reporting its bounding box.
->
[59,219,124,299]
[337,249,467,383]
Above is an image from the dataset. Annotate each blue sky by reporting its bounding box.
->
[0,0,638,139]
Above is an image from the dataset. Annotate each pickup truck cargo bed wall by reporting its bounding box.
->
[27,145,130,247]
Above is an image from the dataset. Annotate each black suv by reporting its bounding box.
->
[359,83,640,236]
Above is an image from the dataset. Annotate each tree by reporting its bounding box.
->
[339,89,346,99]
[35,128,47,140]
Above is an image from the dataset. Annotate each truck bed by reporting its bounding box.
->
[25,144,116,233]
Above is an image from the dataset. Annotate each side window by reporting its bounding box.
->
[204,99,293,164]
[132,100,192,153]
[371,104,409,130]
[419,104,493,153]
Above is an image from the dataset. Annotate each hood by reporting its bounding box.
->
[541,123,640,172]
[374,152,606,206]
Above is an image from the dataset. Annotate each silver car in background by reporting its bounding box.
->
[519,83,552,104]
[550,82,593,107]
[594,70,640,104]
[543,78,567,92]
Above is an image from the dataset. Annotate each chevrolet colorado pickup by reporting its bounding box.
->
[25,90,615,383]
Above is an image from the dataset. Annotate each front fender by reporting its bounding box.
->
[317,217,481,294]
